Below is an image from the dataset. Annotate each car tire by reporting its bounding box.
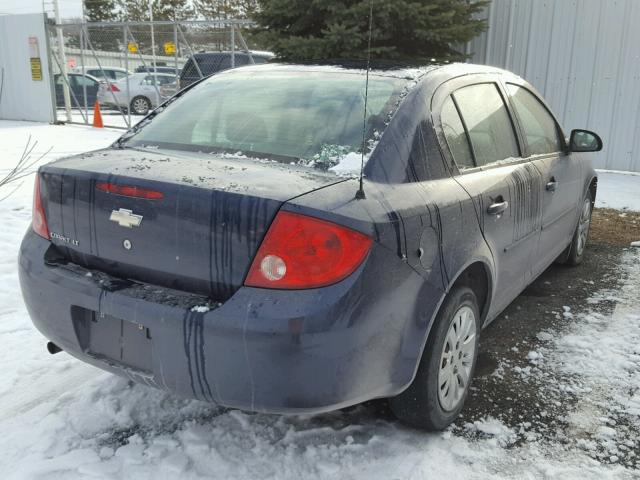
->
[130,96,151,115]
[389,286,480,430]
[562,191,593,266]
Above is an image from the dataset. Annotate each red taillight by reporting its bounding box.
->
[108,84,120,92]
[96,182,164,200]
[245,211,372,289]
[32,174,49,240]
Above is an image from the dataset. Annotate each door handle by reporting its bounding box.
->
[546,178,558,191]
[487,200,509,215]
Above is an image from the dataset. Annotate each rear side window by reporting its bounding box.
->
[441,96,474,169]
[218,55,250,71]
[182,58,206,78]
[196,55,222,76]
[506,84,562,155]
[453,83,519,166]
[156,76,173,85]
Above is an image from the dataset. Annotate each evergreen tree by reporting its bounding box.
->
[85,0,118,22]
[194,0,259,20]
[253,0,489,63]
[82,0,119,51]
[118,0,194,21]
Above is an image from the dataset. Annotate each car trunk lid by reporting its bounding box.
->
[40,147,346,300]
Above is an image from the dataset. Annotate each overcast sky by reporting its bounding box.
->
[0,0,82,19]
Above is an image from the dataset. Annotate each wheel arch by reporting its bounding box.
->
[587,175,598,205]
[445,260,493,327]
[404,258,493,389]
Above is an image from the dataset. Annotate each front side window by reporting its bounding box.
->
[453,83,519,166]
[75,75,97,87]
[507,84,562,155]
[126,70,408,172]
[142,75,171,86]
[441,96,474,169]
[155,76,173,85]
[219,56,250,71]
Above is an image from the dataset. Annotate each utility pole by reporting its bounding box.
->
[149,1,156,71]
[53,0,72,122]
[149,0,158,105]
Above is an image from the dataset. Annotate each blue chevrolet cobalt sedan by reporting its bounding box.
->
[19,63,602,430]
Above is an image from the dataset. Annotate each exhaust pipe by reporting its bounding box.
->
[47,342,62,355]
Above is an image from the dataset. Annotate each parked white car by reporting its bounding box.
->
[72,66,131,82]
[97,73,176,115]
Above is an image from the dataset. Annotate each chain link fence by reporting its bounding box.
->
[47,20,264,129]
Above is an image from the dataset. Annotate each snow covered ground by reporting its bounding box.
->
[0,120,639,479]
[595,171,640,212]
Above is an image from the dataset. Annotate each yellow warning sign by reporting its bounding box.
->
[127,42,138,54]
[30,58,42,81]
[163,42,176,55]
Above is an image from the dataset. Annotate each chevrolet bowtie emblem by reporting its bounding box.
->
[109,208,143,228]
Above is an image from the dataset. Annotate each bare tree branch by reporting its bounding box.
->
[0,135,52,201]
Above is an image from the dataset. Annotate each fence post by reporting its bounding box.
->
[82,25,128,122]
[177,25,204,79]
[80,27,88,124]
[124,26,163,105]
[173,23,179,89]
[236,26,254,64]
[123,25,131,128]
[53,6,73,122]
[231,23,235,68]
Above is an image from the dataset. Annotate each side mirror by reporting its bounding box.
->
[569,129,603,153]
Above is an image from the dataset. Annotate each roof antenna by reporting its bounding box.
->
[355,0,374,200]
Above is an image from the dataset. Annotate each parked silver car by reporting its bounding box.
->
[97,73,176,115]
[72,66,131,82]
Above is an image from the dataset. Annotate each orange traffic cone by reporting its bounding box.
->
[93,100,104,128]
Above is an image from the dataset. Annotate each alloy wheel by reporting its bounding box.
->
[576,198,592,256]
[437,305,477,412]
[133,98,150,115]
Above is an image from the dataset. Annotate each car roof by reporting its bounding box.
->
[74,66,128,72]
[210,62,437,80]
[56,72,101,81]
[210,62,524,85]
[129,72,175,78]
[191,51,274,59]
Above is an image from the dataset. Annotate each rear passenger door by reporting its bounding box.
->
[435,78,543,318]
[504,83,583,273]
[140,75,162,104]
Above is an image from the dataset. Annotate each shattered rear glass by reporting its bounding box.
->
[125,68,412,174]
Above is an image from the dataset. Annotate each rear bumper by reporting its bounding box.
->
[19,230,442,414]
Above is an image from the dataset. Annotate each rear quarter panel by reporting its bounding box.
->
[286,172,493,392]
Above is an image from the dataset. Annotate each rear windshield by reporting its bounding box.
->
[126,69,408,172]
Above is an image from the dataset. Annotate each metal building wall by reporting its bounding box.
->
[468,0,640,173]
[0,13,54,123]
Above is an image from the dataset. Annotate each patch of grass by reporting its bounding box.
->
[590,208,640,246]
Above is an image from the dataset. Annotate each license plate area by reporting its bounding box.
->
[72,307,153,374]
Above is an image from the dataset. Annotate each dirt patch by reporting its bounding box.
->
[453,207,639,467]
[458,242,623,432]
[590,208,640,245]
